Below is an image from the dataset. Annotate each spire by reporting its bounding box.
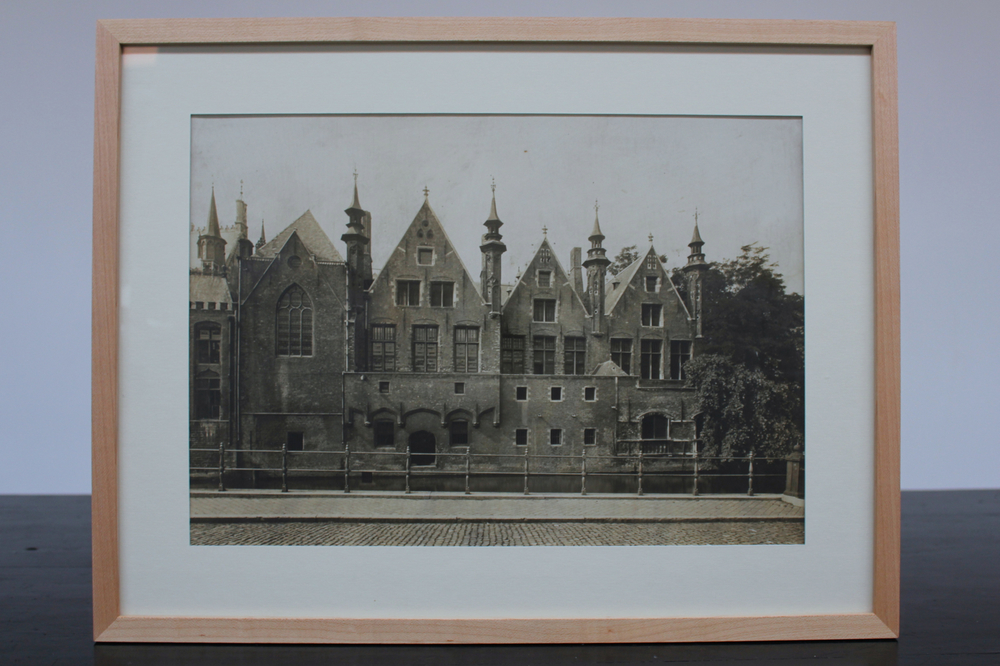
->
[256,220,266,251]
[589,200,604,241]
[345,169,364,217]
[206,187,221,237]
[686,209,707,268]
[486,177,500,222]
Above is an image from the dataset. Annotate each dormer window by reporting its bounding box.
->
[537,270,552,288]
[417,247,434,265]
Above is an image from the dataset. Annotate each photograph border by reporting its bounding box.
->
[92,17,899,644]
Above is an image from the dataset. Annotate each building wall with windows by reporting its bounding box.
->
[190,184,708,489]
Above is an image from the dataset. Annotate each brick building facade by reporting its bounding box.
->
[190,180,712,492]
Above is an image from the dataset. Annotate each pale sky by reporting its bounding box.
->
[191,115,803,293]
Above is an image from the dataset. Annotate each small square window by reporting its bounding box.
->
[533,299,557,322]
[208,302,216,310]
[378,381,390,394]
[287,431,304,452]
[417,248,434,265]
[454,382,465,395]
[584,387,596,401]
[550,429,563,446]
[196,302,204,310]
[550,386,562,401]
[220,303,228,311]
[515,428,528,446]
[538,270,552,288]
[584,428,597,445]
[515,386,528,401]
[645,276,658,292]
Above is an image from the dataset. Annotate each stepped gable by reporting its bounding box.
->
[256,210,344,263]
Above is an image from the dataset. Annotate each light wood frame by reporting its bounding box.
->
[92,17,899,644]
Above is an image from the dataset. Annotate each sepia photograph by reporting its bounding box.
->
[188,114,806,546]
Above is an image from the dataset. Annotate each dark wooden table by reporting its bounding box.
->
[4,490,998,665]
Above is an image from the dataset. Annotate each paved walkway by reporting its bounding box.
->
[190,490,804,522]
[191,519,804,546]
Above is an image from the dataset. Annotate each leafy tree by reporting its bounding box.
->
[609,245,639,275]
[685,354,802,461]
[672,243,805,459]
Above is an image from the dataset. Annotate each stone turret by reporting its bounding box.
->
[582,202,611,335]
[197,187,227,273]
[682,211,708,338]
[342,173,373,371]
[479,180,507,316]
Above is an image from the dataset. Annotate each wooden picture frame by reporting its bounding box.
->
[92,17,899,644]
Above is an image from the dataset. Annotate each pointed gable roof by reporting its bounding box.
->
[605,245,691,318]
[370,196,483,301]
[256,210,343,263]
[604,251,646,314]
[504,236,588,311]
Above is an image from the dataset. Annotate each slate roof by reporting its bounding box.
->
[604,251,647,315]
[256,210,344,263]
[189,273,232,305]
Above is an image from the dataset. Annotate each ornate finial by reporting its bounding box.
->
[694,207,699,224]
[594,199,599,213]
[649,233,654,244]
[491,176,496,194]
[423,185,429,199]
[353,168,359,185]
[239,180,243,197]
[542,225,548,236]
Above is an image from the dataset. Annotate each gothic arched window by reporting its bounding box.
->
[276,285,313,356]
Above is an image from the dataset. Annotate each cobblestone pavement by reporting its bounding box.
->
[191,491,804,522]
[191,519,803,546]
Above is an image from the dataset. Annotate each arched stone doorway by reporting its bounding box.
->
[409,430,436,466]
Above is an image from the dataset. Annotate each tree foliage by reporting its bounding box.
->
[672,243,805,459]
[609,245,639,275]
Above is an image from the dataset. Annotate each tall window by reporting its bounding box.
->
[611,338,632,374]
[396,280,420,306]
[533,336,556,374]
[412,325,439,372]
[194,370,221,419]
[501,336,525,373]
[454,327,479,373]
[641,303,662,327]
[533,298,556,322]
[196,324,222,364]
[449,420,469,447]
[641,414,669,440]
[645,276,658,292]
[370,325,396,371]
[670,340,692,380]
[563,336,586,375]
[640,339,663,379]
[430,282,454,307]
[373,420,394,448]
[276,285,313,356]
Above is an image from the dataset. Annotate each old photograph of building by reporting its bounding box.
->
[189,115,805,546]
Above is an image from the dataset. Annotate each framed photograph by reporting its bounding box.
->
[93,18,899,643]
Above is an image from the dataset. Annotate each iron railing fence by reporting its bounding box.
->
[191,443,789,496]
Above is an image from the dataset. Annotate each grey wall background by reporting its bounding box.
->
[1,0,996,494]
